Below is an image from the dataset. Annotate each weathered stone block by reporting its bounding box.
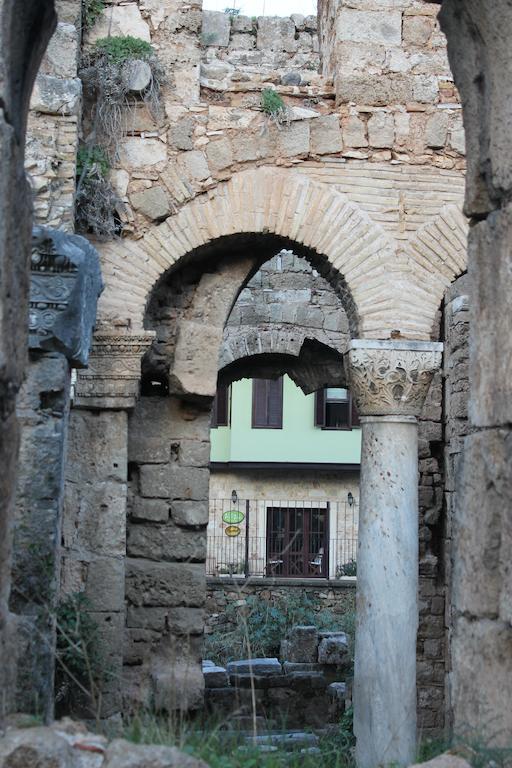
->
[0,728,75,766]
[127,606,204,636]
[318,633,349,665]
[425,111,449,148]
[206,137,233,171]
[127,522,206,562]
[202,10,231,47]
[204,665,229,688]
[367,111,395,148]
[226,658,282,676]
[85,557,125,612]
[469,206,512,427]
[452,616,512,746]
[337,10,402,46]
[310,114,342,154]
[131,498,169,523]
[288,671,327,691]
[168,116,195,151]
[276,121,310,158]
[257,17,297,53]
[179,440,210,468]
[30,75,81,115]
[120,138,167,168]
[139,464,169,498]
[88,4,151,43]
[281,625,318,663]
[104,739,208,767]
[403,16,433,47]
[126,559,206,607]
[452,429,512,621]
[41,22,78,79]
[342,114,368,147]
[130,186,171,221]
[152,659,205,711]
[171,501,209,527]
[178,150,210,181]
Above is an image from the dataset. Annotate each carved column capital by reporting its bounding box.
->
[74,331,155,410]
[346,340,443,418]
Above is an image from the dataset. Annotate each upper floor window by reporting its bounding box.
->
[315,387,360,430]
[252,377,283,429]
[212,384,230,428]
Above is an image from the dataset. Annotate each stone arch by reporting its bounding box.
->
[99,166,397,337]
[404,204,469,337]
[99,166,467,340]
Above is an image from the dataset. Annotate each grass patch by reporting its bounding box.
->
[82,0,105,30]
[93,36,154,65]
[123,713,355,768]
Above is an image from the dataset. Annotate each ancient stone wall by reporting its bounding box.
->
[220,251,350,389]
[0,0,57,720]
[56,0,468,729]
[10,352,70,721]
[439,1,512,743]
[441,272,470,730]
[26,0,82,230]
[206,578,356,639]
[201,11,320,89]
[318,0,464,166]
[10,227,102,720]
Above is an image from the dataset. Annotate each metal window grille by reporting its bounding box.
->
[207,497,358,579]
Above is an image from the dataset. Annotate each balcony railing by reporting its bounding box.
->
[207,497,358,579]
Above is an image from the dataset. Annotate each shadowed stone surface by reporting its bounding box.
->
[30,226,103,367]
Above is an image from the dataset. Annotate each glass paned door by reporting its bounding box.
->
[266,506,328,578]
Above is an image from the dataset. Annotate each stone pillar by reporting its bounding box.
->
[10,227,101,721]
[0,0,56,720]
[346,340,442,768]
[61,331,153,718]
[438,0,512,745]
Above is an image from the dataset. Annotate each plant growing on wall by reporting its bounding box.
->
[54,592,104,716]
[82,0,105,30]
[80,35,166,159]
[260,87,290,129]
[75,144,122,239]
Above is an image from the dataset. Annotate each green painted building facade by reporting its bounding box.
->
[210,375,362,466]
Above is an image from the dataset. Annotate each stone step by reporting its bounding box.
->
[226,658,283,676]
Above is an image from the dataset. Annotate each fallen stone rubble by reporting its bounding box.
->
[0,719,208,768]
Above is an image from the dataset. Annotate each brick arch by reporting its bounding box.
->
[402,204,469,335]
[98,166,465,340]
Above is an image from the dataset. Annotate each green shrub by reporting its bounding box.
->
[261,87,286,117]
[55,592,103,713]
[93,35,154,65]
[204,591,355,667]
[82,0,105,29]
[337,559,357,578]
[77,144,110,178]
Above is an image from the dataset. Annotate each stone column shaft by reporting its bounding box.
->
[355,415,418,768]
[346,340,442,768]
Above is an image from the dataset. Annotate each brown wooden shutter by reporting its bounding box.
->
[267,377,283,428]
[212,384,229,427]
[252,379,267,427]
[351,394,360,427]
[315,388,326,427]
[252,378,283,428]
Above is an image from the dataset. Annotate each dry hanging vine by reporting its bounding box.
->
[76,35,166,237]
[75,145,121,240]
[80,36,166,161]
